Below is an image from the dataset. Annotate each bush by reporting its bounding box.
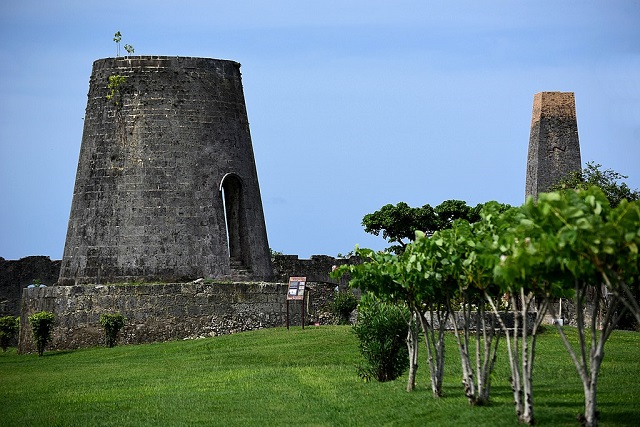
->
[331,291,358,325]
[352,293,409,382]
[99,313,126,347]
[0,316,20,352]
[28,311,55,356]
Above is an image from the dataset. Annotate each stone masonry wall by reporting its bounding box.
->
[525,91,582,200]
[1,254,357,319]
[60,56,273,285]
[18,281,343,353]
[0,256,60,317]
[271,254,359,285]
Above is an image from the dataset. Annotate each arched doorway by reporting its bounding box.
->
[220,174,246,266]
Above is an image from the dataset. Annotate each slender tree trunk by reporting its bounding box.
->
[547,281,626,427]
[405,312,419,392]
[477,304,500,405]
[451,300,477,404]
[487,290,543,425]
[415,305,448,397]
[434,308,448,395]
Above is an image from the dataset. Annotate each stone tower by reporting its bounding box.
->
[59,56,273,285]
[525,92,582,200]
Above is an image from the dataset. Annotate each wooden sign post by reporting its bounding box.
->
[286,277,306,330]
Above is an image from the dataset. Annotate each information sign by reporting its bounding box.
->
[287,277,306,300]
[286,276,307,329]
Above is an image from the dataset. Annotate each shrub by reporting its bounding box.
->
[331,291,358,325]
[352,293,409,382]
[28,311,55,356]
[0,316,20,352]
[99,313,126,347]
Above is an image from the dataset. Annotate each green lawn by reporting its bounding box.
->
[1,326,639,426]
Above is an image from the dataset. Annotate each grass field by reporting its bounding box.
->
[1,326,639,426]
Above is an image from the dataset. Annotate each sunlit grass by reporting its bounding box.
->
[1,326,638,426]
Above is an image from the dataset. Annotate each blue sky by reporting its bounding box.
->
[1,1,639,261]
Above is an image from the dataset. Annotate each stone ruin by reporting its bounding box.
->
[4,67,588,351]
[525,91,581,200]
[59,56,273,285]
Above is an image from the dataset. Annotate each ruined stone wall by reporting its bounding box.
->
[0,257,60,317]
[18,281,342,353]
[271,254,360,285]
[1,254,359,326]
[60,56,272,285]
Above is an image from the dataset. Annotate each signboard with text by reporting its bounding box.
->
[287,277,306,300]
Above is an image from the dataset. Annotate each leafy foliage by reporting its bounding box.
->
[113,31,122,57]
[495,187,640,426]
[0,316,19,352]
[362,199,509,253]
[550,161,639,208]
[106,74,128,105]
[28,311,55,356]
[352,293,410,382]
[330,291,358,325]
[269,248,284,258]
[99,313,126,347]
[341,189,639,425]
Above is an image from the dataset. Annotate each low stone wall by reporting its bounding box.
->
[18,281,343,353]
[1,254,358,321]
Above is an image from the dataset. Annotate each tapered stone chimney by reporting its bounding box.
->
[525,92,582,200]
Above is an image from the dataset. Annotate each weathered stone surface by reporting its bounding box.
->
[1,254,360,325]
[17,281,342,353]
[271,254,360,284]
[525,92,582,200]
[59,56,272,285]
[0,256,60,316]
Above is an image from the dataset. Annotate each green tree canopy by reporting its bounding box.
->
[551,161,639,208]
[362,200,508,253]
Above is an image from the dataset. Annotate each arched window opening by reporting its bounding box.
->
[220,174,245,265]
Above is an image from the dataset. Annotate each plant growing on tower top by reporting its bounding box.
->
[113,31,122,57]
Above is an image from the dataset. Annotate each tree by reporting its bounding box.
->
[113,31,122,57]
[334,238,455,397]
[434,199,480,230]
[352,293,410,382]
[552,161,640,330]
[362,200,492,254]
[551,161,639,208]
[489,204,560,425]
[498,188,640,426]
[332,248,421,392]
[420,215,504,406]
[403,234,452,397]
[99,313,126,348]
[0,316,19,352]
[361,202,436,254]
[28,311,55,356]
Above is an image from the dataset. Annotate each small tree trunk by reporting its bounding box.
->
[416,306,446,397]
[583,378,598,427]
[406,314,419,392]
[520,295,534,425]
[476,305,500,405]
[548,282,626,427]
[451,301,476,404]
[486,291,532,424]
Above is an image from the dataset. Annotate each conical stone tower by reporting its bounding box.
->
[59,56,273,285]
[525,92,582,200]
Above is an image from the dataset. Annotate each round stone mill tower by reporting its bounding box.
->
[59,56,273,285]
